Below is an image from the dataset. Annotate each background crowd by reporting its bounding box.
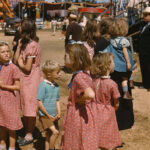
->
[0,1,150,150]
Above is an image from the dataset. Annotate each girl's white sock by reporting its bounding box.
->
[9,147,15,150]
[0,144,6,150]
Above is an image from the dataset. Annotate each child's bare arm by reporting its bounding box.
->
[123,47,131,70]
[76,87,95,104]
[56,101,61,119]
[18,55,34,73]
[0,79,20,91]
[38,101,55,121]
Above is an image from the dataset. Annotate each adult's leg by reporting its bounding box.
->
[139,54,150,89]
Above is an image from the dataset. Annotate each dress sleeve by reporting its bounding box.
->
[37,82,45,101]
[111,81,120,100]
[25,42,38,58]
[120,38,130,48]
[74,73,92,96]
[12,65,20,80]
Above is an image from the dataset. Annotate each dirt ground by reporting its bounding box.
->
[0,30,150,150]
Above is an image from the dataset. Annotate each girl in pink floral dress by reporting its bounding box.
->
[81,19,100,60]
[14,19,42,146]
[0,42,23,150]
[91,53,122,150]
[61,44,98,150]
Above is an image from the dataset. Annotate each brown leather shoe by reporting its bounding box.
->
[123,91,133,100]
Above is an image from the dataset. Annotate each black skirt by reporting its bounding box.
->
[111,71,134,130]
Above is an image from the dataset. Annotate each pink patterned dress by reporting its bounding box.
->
[61,72,98,150]
[93,77,122,149]
[20,41,42,117]
[0,63,23,130]
[84,42,94,59]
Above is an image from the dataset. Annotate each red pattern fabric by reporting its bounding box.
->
[0,63,23,130]
[20,41,42,117]
[61,72,98,150]
[93,78,122,149]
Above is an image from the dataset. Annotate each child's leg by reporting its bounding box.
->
[0,126,7,150]
[49,125,59,149]
[8,130,16,150]
[122,77,128,92]
[122,77,133,100]
[45,130,50,150]
[129,73,134,88]
[24,116,36,140]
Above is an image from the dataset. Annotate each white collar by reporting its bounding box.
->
[44,79,54,86]
[101,76,110,79]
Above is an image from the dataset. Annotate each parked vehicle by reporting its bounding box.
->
[4,18,16,35]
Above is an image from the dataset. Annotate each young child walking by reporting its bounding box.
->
[14,19,42,146]
[0,41,23,150]
[91,53,122,150]
[61,43,98,150]
[109,18,134,100]
[37,60,61,150]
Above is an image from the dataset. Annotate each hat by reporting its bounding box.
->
[69,14,77,19]
[143,7,150,13]
[14,18,21,23]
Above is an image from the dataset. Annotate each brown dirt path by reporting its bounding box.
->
[0,30,150,150]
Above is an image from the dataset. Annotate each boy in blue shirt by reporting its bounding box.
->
[37,60,61,150]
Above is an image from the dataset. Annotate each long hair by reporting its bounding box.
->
[66,44,91,71]
[81,20,100,48]
[20,19,39,50]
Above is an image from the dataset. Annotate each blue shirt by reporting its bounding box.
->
[37,80,60,117]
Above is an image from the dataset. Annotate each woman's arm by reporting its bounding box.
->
[18,55,33,73]
[38,101,55,122]
[0,80,20,91]
[123,47,131,70]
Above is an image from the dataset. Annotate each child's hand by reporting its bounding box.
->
[127,62,131,70]
[114,103,119,111]
[48,115,55,122]
[56,114,61,120]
